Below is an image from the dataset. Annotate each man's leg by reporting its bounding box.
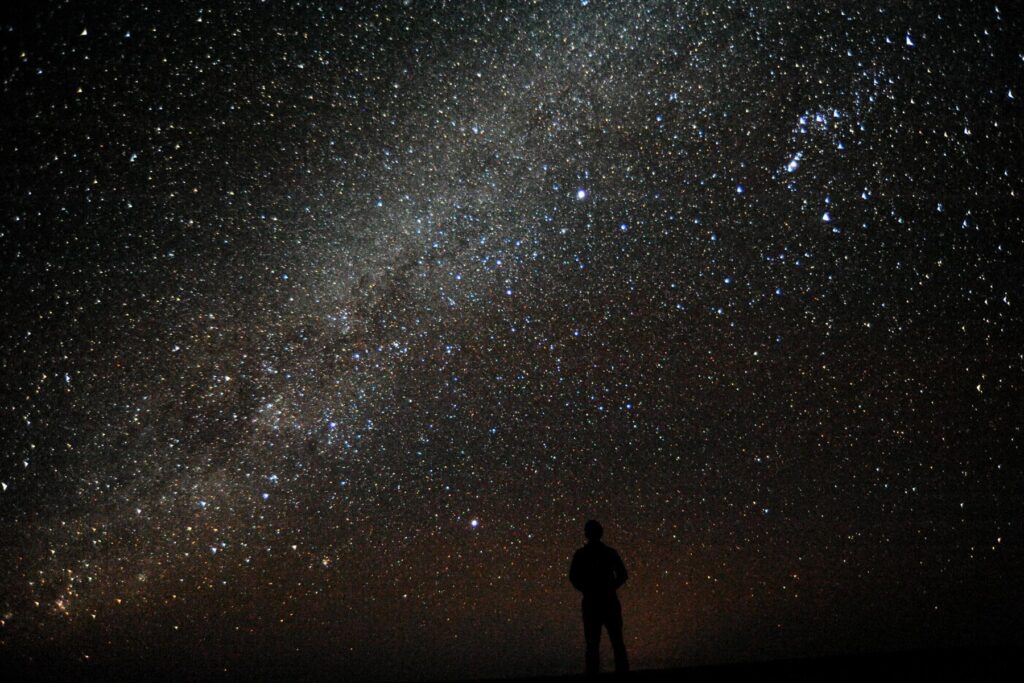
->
[606,609,629,673]
[583,615,602,675]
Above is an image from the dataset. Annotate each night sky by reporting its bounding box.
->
[1,1,1022,680]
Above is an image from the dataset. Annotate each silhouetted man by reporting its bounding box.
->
[569,520,629,675]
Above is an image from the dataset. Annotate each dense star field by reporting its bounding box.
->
[1,1,1022,679]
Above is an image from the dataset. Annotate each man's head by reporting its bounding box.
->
[584,519,603,542]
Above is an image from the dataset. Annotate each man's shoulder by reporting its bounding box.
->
[602,544,624,561]
[572,544,599,561]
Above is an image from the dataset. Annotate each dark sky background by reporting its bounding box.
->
[1,1,1022,680]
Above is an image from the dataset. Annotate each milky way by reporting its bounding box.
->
[1,2,1022,680]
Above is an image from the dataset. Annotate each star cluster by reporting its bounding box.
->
[1,1,1022,680]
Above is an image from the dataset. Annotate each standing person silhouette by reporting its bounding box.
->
[569,520,629,675]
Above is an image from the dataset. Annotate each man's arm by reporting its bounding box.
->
[569,551,583,592]
[612,549,628,589]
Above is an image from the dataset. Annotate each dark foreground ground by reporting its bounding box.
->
[4,647,1019,682]
[447,648,1019,683]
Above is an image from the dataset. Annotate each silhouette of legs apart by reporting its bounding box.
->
[605,610,629,674]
